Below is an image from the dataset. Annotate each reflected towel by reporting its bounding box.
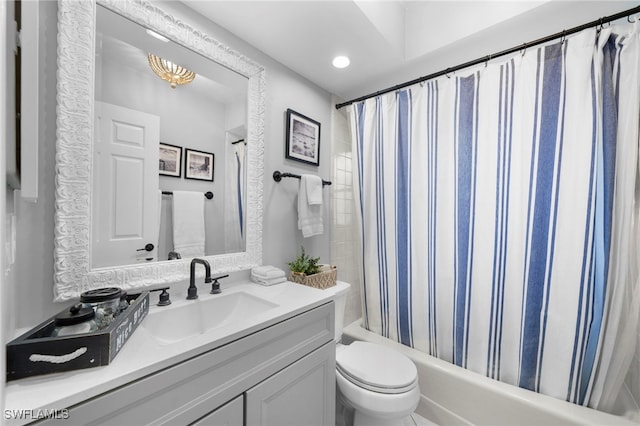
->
[298,175,323,238]
[172,190,205,258]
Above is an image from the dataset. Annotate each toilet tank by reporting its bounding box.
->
[326,281,351,342]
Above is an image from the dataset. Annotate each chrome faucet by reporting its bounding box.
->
[188,258,212,300]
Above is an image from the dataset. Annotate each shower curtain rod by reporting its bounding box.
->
[335,5,640,110]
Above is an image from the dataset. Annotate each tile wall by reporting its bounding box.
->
[330,99,361,327]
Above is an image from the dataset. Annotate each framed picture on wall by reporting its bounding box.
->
[285,108,321,166]
[159,143,182,177]
[185,148,215,181]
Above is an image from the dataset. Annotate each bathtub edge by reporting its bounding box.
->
[342,318,637,426]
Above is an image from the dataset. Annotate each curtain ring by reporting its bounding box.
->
[597,19,610,34]
[561,30,566,44]
[445,68,451,79]
[628,14,637,23]
[520,43,527,57]
[485,54,491,68]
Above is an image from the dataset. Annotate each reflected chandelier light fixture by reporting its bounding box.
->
[147,53,196,89]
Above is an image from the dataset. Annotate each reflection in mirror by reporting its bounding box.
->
[54,0,264,300]
[94,6,248,268]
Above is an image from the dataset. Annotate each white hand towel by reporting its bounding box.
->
[172,190,205,258]
[251,265,286,280]
[298,175,323,238]
[251,275,287,286]
[305,175,323,205]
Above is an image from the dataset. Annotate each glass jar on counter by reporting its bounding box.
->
[80,287,123,330]
[51,304,97,337]
[118,290,130,313]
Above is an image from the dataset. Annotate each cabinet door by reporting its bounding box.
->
[190,395,243,426]
[245,342,335,426]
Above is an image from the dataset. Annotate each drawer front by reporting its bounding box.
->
[189,395,243,426]
[37,302,334,426]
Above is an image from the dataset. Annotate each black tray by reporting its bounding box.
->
[6,291,149,381]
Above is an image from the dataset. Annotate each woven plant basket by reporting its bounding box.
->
[289,264,337,289]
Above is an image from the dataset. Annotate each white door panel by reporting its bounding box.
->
[112,155,144,237]
[93,101,160,268]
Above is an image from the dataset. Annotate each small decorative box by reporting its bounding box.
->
[289,264,337,289]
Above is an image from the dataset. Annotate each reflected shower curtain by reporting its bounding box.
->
[224,142,246,253]
[349,24,640,409]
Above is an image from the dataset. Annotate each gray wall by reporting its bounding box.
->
[10,0,333,331]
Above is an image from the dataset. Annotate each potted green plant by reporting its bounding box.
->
[288,246,336,289]
[288,246,321,276]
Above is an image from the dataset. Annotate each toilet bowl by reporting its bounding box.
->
[327,282,420,426]
[336,341,420,426]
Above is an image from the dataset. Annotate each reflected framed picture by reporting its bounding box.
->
[185,148,215,181]
[159,143,182,177]
[285,108,321,166]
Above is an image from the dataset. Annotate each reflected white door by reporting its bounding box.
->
[93,101,160,268]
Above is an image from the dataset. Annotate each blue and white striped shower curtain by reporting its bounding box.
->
[349,24,640,409]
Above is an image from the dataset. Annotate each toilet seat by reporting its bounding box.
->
[336,341,418,394]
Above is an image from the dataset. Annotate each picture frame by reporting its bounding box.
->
[185,148,215,181]
[285,109,321,166]
[159,143,182,177]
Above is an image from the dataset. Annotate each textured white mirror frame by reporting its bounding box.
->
[54,0,264,301]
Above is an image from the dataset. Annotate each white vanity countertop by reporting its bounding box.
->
[4,281,336,420]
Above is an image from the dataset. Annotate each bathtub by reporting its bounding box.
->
[342,319,639,425]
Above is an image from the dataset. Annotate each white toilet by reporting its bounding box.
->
[328,282,420,426]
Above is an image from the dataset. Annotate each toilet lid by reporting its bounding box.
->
[336,341,417,394]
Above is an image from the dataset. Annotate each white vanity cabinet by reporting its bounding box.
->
[190,342,334,426]
[191,395,243,426]
[35,302,335,426]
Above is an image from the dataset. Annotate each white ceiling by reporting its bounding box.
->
[182,1,637,102]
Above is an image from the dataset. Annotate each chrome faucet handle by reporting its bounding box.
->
[210,274,229,294]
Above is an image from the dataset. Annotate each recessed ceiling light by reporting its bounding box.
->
[332,55,350,69]
[146,29,169,43]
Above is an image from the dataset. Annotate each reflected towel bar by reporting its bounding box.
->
[162,191,214,199]
[273,170,331,186]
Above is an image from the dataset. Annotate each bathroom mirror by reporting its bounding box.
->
[54,0,264,300]
[94,5,248,267]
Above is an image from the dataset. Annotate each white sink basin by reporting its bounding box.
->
[142,291,278,345]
